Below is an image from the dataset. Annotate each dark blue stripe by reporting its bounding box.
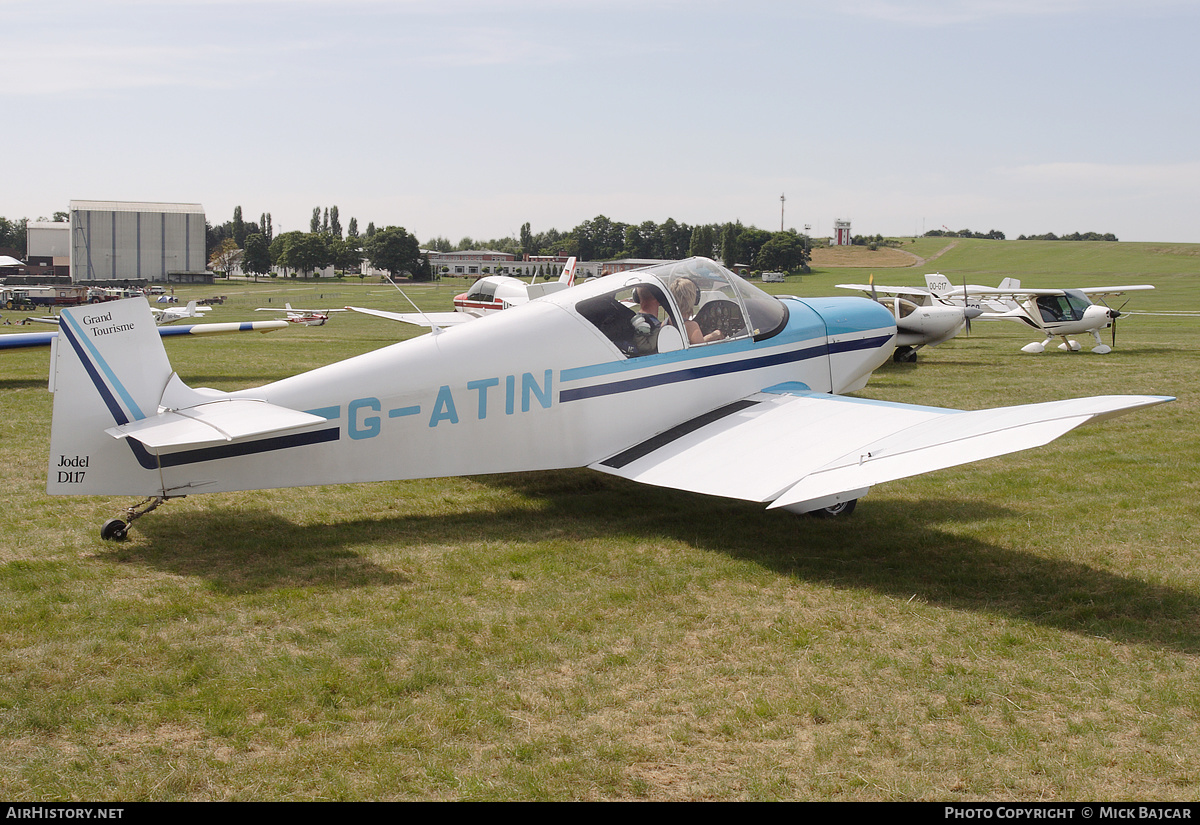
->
[157,427,341,468]
[559,334,890,404]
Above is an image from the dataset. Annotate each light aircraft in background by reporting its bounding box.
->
[1,319,288,352]
[347,257,578,329]
[151,300,212,325]
[944,284,1155,354]
[255,303,346,326]
[836,276,984,362]
[42,257,1171,541]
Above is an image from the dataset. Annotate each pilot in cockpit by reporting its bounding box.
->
[668,277,725,344]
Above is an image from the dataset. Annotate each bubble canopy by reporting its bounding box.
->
[560,257,791,359]
[628,258,789,341]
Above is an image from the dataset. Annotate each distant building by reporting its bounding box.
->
[25,221,71,280]
[598,259,675,276]
[69,200,209,283]
[833,219,852,247]
[426,250,600,280]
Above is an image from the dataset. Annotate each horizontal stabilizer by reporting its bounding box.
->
[106,398,327,451]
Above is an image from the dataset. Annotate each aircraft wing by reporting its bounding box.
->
[1076,285,1155,297]
[344,306,478,327]
[836,283,932,298]
[156,321,289,337]
[2,321,289,352]
[590,386,1172,512]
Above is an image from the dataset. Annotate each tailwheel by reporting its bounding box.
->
[100,495,171,541]
[100,519,128,541]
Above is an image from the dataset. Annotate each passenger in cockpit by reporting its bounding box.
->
[629,285,665,354]
[669,277,724,344]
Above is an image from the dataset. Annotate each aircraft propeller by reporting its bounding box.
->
[1100,297,1130,348]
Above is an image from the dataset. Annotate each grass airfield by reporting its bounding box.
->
[1,239,1198,800]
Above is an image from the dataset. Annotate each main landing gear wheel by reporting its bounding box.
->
[893,346,918,363]
[806,499,858,518]
[100,519,129,541]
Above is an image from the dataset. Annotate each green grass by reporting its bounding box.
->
[1,244,1199,800]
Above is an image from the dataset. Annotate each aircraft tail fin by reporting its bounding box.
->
[998,277,1021,290]
[924,273,953,294]
[48,298,178,495]
[558,256,578,286]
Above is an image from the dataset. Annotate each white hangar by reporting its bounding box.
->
[69,200,208,283]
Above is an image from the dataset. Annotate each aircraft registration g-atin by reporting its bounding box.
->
[44,258,1172,540]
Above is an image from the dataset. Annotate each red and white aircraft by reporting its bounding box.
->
[347,258,578,328]
[255,303,346,326]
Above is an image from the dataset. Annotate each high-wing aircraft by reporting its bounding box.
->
[254,303,346,326]
[964,285,1154,353]
[43,257,1171,540]
[151,300,212,325]
[836,277,984,362]
[1,319,289,352]
[347,257,578,328]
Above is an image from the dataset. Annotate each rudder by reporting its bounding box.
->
[47,298,175,495]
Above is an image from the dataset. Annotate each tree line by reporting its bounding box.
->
[205,207,814,281]
[1016,231,1119,242]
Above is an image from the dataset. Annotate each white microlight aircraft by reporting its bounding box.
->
[966,285,1155,354]
[347,258,578,328]
[835,276,985,362]
[44,258,1171,541]
[254,303,346,326]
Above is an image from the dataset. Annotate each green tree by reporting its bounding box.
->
[755,231,808,272]
[209,238,241,277]
[520,222,533,257]
[736,228,773,268]
[242,232,271,281]
[331,236,362,274]
[720,222,743,268]
[232,206,246,247]
[270,231,329,277]
[364,226,423,280]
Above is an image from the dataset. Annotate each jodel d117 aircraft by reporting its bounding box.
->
[44,257,1172,540]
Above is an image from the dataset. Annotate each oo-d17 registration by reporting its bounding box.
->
[44,258,1172,540]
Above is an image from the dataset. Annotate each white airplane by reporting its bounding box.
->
[42,257,1171,541]
[836,276,987,362]
[1,319,288,352]
[347,257,578,328]
[254,303,346,326]
[151,300,212,325]
[967,285,1155,354]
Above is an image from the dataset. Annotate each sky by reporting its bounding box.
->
[3,0,1199,244]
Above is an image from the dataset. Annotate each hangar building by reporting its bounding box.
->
[69,200,208,283]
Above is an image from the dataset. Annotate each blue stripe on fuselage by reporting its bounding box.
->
[559,297,892,404]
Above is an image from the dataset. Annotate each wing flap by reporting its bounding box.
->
[590,391,1173,510]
